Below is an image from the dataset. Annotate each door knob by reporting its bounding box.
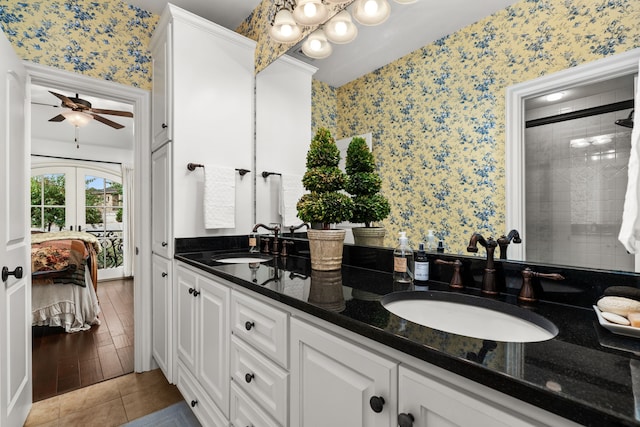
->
[2,266,23,282]
[369,396,385,413]
[398,413,414,427]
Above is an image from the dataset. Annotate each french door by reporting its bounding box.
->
[31,165,125,280]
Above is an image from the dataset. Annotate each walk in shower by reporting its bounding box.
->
[524,76,635,271]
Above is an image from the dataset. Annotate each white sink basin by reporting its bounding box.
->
[381,291,558,343]
[211,253,272,263]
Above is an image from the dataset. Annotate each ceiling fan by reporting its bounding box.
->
[47,91,133,129]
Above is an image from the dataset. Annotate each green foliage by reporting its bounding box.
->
[296,192,353,227]
[345,137,390,227]
[298,128,353,228]
[345,137,375,174]
[116,208,123,222]
[306,128,341,168]
[30,175,66,231]
[344,172,381,196]
[302,166,346,192]
[351,195,391,226]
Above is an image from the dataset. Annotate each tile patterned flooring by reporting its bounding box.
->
[24,369,184,427]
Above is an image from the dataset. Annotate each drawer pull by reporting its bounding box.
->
[190,399,198,408]
[161,241,168,247]
[161,272,167,277]
[189,288,194,294]
[245,321,255,331]
[398,413,414,427]
[162,123,168,129]
[369,396,385,413]
[245,373,255,383]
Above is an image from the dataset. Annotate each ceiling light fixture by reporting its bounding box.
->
[270,0,302,43]
[324,10,358,44]
[293,0,329,26]
[62,110,92,127]
[545,92,564,102]
[353,0,391,26]
[302,29,333,59]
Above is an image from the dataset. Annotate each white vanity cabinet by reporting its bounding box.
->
[150,20,171,151]
[397,366,542,427]
[290,318,398,427]
[151,253,172,380]
[230,290,290,425]
[175,263,230,421]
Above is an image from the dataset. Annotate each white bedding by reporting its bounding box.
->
[32,266,101,333]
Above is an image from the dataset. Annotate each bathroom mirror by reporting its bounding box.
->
[264,1,640,274]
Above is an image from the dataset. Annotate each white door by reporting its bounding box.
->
[0,29,31,426]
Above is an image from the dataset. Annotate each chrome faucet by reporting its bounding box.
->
[467,233,498,295]
[496,229,521,260]
[252,223,281,255]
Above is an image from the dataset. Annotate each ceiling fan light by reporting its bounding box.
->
[62,110,92,127]
[270,9,302,43]
[302,29,333,59]
[293,0,328,25]
[353,0,391,26]
[325,10,358,44]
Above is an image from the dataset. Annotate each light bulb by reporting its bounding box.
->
[364,0,378,15]
[304,2,317,17]
[310,39,322,51]
[280,24,293,37]
[334,21,347,35]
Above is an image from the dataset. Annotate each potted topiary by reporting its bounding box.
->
[344,136,390,247]
[297,128,354,270]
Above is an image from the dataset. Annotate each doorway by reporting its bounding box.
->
[24,63,153,401]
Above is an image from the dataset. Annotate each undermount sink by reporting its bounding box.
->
[381,291,558,343]
[211,253,273,264]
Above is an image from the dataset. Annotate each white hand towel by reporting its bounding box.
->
[204,166,236,229]
[619,90,640,253]
[280,174,305,227]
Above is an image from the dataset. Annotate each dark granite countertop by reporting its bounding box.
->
[174,239,640,427]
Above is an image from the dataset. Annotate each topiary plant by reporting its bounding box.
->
[297,128,353,229]
[344,136,390,227]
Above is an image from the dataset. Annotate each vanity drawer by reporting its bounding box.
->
[230,335,288,425]
[231,290,288,367]
[176,361,227,427]
[231,382,281,427]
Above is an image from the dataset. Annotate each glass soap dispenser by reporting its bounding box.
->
[393,232,414,285]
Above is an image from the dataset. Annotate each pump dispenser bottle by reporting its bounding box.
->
[426,230,436,251]
[414,242,429,282]
[393,232,414,285]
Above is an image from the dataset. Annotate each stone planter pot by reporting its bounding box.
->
[307,229,346,271]
[352,227,386,247]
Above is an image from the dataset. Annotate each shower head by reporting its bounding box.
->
[615,110,634,128]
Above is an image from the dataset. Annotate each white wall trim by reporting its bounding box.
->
[23,62,154,372]
[505,48,640,261]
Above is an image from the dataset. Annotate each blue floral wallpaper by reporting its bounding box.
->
[0,0,157,89]
[333,0,640,251]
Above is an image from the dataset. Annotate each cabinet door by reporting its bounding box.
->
[290,318,397,427]
[151,21,171,150]
[152,254,172,380]
[151,143,172,258]
[176,265,197,374]
[197,275,230,418]
[398,366,538,427]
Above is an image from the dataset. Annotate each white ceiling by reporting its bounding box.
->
[127,0,521,87]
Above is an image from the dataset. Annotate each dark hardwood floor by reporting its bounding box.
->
[32,278,134,402]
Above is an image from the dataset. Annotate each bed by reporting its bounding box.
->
[30,231,102,333]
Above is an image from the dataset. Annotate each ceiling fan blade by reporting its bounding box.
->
[90,113,125,129]
[48,90,78,109]
[89,108,133,118]
[48,114,66,122]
